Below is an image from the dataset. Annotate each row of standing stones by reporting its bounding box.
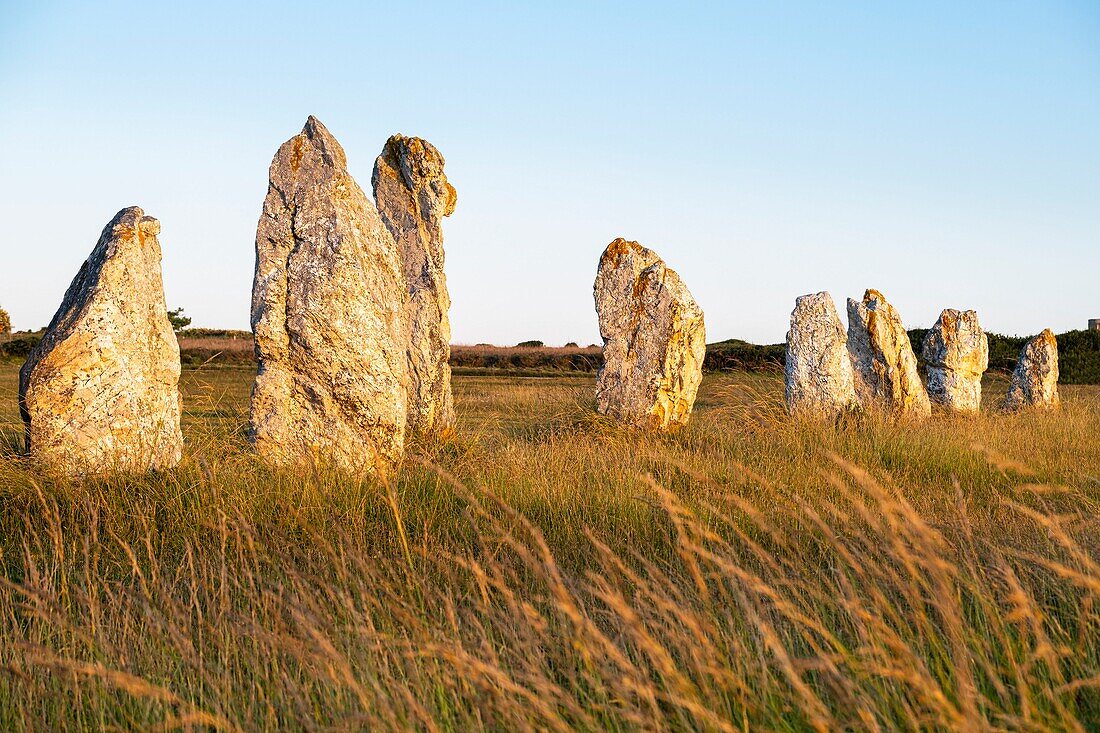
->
[785,290,1060,420]
[18,117,455,478]
[14,116,1057,478]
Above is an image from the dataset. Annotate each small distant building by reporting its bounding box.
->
[1091,319,1100,332]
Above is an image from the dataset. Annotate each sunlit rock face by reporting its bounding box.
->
[373,134,457,440]
[250,116,408,474]
[594,238,706,432]
[785,292,857,419]
[1005,329,1060,410]
[847,289,931,419]
[19,207,183,476]
[921,309,989,414]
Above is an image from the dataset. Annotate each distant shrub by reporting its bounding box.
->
[704,339,785,373]
[450,344,601,373]
[167,308,192,332]
[0,332,42,359]
[516,340,544,348]
[177,328,252,340]
[985,332,1029,374]
[0,306,10,338]
[1051,329,1100,384]
[564,342,579,348]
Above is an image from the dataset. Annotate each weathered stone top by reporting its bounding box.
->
[267,116,348,204]
[30,207,163,356]
[373,134,457,287]
[374,134,457,224]
[863,288,886,305]
[921,309,989,374]
[600,238,693,333]
[598,237,662,274]
[594,239,698,337]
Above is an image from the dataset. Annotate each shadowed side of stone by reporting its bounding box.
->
[1005,329,1060,410]
[250,117,409,474]
[785,292,856,419]
[921,309,989,414]
[19,206,183,476]
[847,289,931,418]
[372,134,457,440]
[593,238,705,432]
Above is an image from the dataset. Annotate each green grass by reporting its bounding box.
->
[1,363,1099,730]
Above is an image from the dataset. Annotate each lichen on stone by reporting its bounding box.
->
[20,206,183,476]
[847,289,930,419]
[921,308,989,414]
[594,238,705,432]
[250,117,409,474]
[372,133,457,440]
[785,291,857,420]
[1005,329,1060,411]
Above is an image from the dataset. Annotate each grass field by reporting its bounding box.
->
[1,362,1099,730]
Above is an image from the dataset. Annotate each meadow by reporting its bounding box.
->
[1,362,1099,731]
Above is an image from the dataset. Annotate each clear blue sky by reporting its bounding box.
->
[1,1,1097,345]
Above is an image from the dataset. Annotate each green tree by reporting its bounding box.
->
[167,307,192,332]
[0,306,10,343]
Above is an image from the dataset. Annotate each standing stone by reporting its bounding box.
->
[921,309,989,414]
[594,238,705,431]
[785,292,857,419]
[847,289,931,418]
[19,207,183,476]
[372,135,457,440]
[251,117,408,474]
[1005,329,1060,410]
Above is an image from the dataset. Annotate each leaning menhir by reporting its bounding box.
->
[1005,329,1060,410]
[373,134,457,440]
[19,207,184,476]
[921,309,988,414]
[594,238,706,432]
[250,117,409,474]
[847,289,931,418]
[785,292,857,419]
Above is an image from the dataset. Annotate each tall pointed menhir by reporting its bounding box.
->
[594,238,706,431]
[19,207,184,476]
[372,135,457,439]
[250,117,409,474]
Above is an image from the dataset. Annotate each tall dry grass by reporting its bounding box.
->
[0,365,1098,730]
